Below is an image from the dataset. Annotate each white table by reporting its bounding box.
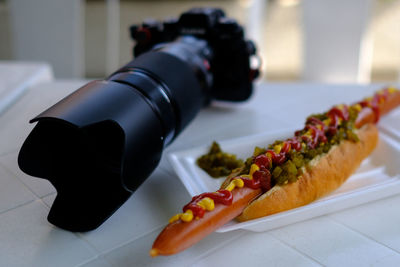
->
[0,81,399,267]
[0,61,53,115]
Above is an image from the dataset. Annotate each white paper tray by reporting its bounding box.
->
[168,129,400,233]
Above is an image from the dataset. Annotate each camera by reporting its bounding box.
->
[18,7,260,231]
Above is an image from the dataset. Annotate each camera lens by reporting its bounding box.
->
[18,37,212,231]
[18,7,258,231]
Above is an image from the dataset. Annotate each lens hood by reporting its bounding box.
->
[19,80,165,231]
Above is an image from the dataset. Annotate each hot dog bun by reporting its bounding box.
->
[237,123,378,221]
[151,88,400,257]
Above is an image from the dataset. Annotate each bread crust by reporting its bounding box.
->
[237,123,379,221]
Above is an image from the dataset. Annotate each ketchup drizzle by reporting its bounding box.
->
[266,150,286,165]
[286,138,302,151]
[183,190,233,218]
[303,124,327,149]
[357,89,392,123]
[237,168,271,191]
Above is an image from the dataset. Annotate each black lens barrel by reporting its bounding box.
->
[18,38,212,231]
[109,70,177,146]
[117,48,208,133]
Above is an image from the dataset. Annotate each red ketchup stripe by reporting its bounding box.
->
[357,88,392,123]
[280,142,291,154]
[359,100,380,123]
[183,190,233,218]
[304,124,327,149]
[286,138,302,151]
[266,150,286,165]
[328,106,349,122]
[254,154,271,169]
[306,117,326,129]
[235,167,271,192]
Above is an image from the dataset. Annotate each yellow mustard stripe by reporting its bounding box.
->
[197,197,215,211]
[169,209,194,223]
[303,130,312,137]
[181,209,194,222]
[249,164,260,176]
[323,117,331,125]
[353,104,362,112]
[387,87,397,93]
[169,197,217,223]
[273,145,281,154]
[169,213,180,223]
[225,178,244,191]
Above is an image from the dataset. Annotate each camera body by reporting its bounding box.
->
[130,8,259,101]
[18,8,260,231]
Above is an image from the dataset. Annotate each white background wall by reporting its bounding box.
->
[0,0,399,81]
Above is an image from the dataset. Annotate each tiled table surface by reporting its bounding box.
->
[0,61,53,115]
[0,80,399,267]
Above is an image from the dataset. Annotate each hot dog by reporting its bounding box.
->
[150,87,400,257]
